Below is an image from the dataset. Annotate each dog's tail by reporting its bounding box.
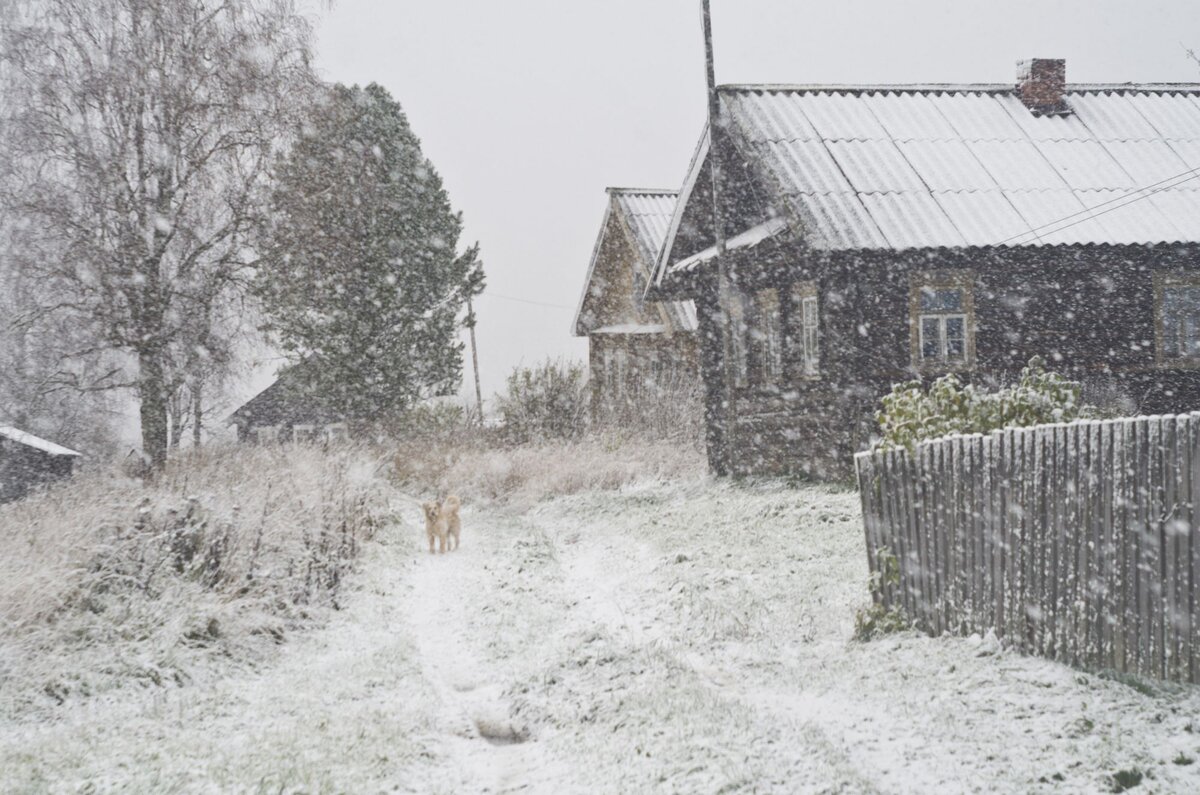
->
[442,495,461,512]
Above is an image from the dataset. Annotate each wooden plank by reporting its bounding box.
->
[887,450,911,617]
[922,442,938,634]
[1016,427,1033,653]
[1168,416,1186,682]
[877,452,899,610]
[1136,418,1153,678]
[994,431,1008,641]
[972,435,987,635]
[1065,422,1082,665]
[931,441,946,635]
[1092,421,1110,671]
[1032,425,1049,657]
[1190,415,1200,683]
[1046,424,1062,660]
[1121,419,1136,675]
[1005,428,1021,646]
[954,435,969,634]
[1149,418,1166,679]
[1099,420,1117,671]
[858,456,880,599]
[903,447,923,625]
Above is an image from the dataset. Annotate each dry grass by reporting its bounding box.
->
[392,434,708,509]
[0,443,392,719]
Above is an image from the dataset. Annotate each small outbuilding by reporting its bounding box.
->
[0,426,82,503]
[227,368,348,444]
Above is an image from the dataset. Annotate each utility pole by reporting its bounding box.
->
[702,0,736,475]
[466,296,484,425]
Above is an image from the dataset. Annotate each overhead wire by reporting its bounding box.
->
[995,164,1200,246]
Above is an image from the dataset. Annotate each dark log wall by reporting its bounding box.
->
[693,243,1200,482]
[0,445,75,503]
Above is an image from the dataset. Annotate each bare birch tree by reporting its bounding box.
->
[0,0,318,467]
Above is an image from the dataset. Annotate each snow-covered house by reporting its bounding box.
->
[0,426,81,503]
[573,188,699,418]
[228,368,348,445]
[648,59,1200,479]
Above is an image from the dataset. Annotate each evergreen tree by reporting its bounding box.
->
[257,83,484,421]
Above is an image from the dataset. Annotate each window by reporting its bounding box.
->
[325,423,348,442]
[755,288,784,382]
[790,283,820,378]
[913,276,973,368]
[727,286,751,388]
[251,425,280,445]
[1160,279,1200,362]
[292,424,317,443]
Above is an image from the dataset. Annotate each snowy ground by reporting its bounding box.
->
[4,476,1200,793]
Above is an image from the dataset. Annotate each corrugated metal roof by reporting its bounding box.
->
[612,190,677,265]
[713,85,1200,253]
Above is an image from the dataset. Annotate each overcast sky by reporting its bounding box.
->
[312,0,1200,402]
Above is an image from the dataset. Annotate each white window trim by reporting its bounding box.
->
[292,424,315,443]
[918,312,969,364]
[912,274,975,371]
[801,295,820,377]
[324,423,348,442]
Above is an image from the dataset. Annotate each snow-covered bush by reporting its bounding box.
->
[495,359,589,445]
[876,357,1091,451]
[0,443,390,717]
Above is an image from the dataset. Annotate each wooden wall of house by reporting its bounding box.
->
[693,243,1200,481]
[579,208,659,333]
[0,445,75,503]
[589,332,700,421]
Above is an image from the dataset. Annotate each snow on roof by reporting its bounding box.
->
[0,426,82,457]
[671,217,790,274]
[660,83,1200,279]
[590,324,670,335]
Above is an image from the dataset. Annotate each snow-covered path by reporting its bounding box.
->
[6,479,1200,793]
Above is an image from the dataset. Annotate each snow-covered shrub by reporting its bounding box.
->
[876,357,1090,450]
[0,443,390,717]
[495,359,588,444]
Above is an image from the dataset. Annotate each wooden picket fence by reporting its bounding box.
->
[855,414,1200,683]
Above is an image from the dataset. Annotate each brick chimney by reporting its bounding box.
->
[1017,58,1068,115]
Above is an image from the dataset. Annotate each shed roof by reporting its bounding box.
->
[655,83,1200,285]
[0,427,82,458]
[574,188,697,335]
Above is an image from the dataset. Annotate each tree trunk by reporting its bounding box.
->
[139,349,169,470]
[192,375,203,448]
[169,389,184,450]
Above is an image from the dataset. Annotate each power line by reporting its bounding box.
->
[479,291,574,311]
[997,165,1200,246]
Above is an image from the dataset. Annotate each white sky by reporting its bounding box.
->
[312,0,1200,402]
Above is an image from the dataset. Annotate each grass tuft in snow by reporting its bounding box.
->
[0,443,391,719]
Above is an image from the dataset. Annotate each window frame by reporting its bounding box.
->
[910,271,975,372]
[1155,272,1200,368]
[755,287,784,384]
[791,282,821,380]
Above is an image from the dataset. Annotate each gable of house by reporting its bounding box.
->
[574,188,696,336]
[652,80,1200,292]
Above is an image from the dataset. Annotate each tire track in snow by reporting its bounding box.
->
[398,503,569,793]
